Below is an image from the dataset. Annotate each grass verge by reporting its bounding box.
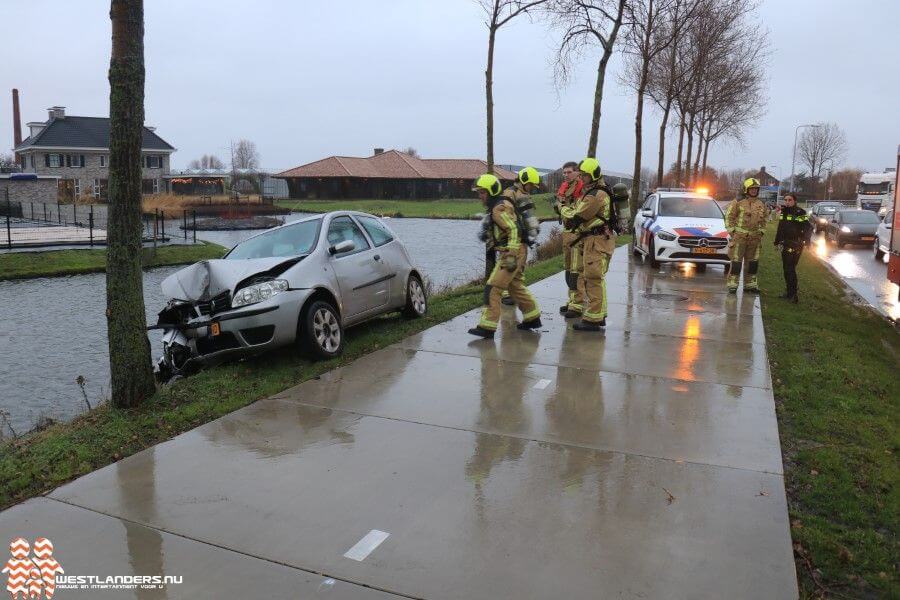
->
[0,235,630,510]
[0,242,228,281]
[277,194,558,220]
[757,224,898,597]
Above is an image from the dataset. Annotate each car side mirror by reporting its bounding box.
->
[329,240,355,255]
[641,208,652,217]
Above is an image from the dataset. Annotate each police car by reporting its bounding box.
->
[632,188,730,269]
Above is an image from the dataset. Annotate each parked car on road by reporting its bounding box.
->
[809,201,845,233]
[825,209,881,248]
[632,189,729,269]
[874,210,893,261]
[151,211,427,381]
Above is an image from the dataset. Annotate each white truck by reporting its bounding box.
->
[856,169,895,216]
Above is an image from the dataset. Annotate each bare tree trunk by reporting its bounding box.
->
[701,120,713,175]
[674,112,685,185]
[684,113,695,186]
[656,98,672,186]
[587,51,611,156]
[586,2,624,156]
[485,27,497,171]
[107,0,155,407]
[693,130,704,181]
[630,70,649,217]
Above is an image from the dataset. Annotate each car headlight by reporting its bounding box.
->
[232,279,289,308]
[840,225,852,233]
[656,231,677,241]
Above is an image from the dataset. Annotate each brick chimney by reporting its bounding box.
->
[373,148,384,155]
[47,106,66,120]
[12,89,22,147]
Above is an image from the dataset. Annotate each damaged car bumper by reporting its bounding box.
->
[152,288,314,377]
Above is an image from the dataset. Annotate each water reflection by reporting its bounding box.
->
[202,403,358,458]
[117,447,168,600]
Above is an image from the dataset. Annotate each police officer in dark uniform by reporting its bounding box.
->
[774,193,812,303]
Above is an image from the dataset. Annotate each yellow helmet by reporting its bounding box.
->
[743,177,761,193]
[518,167,540,186]
[472,173,501,196]
[579,157,602,181]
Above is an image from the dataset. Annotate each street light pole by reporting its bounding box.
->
[789,124,821,194]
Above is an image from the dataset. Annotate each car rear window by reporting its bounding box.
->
[357,215,395,247]
[840,211,880,224]
[658,196,723,218]
[817,205,838,214]
[226,219,321,259]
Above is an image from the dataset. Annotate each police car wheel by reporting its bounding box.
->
[648,240,660,269]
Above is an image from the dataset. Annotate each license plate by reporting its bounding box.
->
[860,236,874,241]
[210,322,221,336]
[691,247,718,254]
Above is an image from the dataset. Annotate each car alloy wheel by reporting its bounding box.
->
[403,274,427,318]
[313,307,341,352]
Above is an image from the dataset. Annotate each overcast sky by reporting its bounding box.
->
[3,0,898,178]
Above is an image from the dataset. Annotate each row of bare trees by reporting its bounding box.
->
[478,0,769,214]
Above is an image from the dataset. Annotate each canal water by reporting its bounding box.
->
[0,215,554,433]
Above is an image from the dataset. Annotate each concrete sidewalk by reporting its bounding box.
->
[0,248,798,599]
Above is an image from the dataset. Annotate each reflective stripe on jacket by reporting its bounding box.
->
[725,197,769,235]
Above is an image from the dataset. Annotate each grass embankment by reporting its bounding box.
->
[277,194,558,220]
[0,242,227,281]
[0,234,630,510]
[757,224,899,597]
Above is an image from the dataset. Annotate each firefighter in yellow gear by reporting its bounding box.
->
[560,158,615,331]
[497,167,542,305]
[725,178,770,292]
[468,173,542,339]
[555,161,585,315]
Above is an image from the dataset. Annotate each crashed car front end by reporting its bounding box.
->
[151,257,314,380]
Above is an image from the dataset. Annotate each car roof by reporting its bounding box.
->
[654,191,715,200]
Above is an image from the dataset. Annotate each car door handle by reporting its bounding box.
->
[374,254,381,261]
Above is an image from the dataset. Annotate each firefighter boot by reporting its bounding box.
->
[744,260,760,292]
[727,261,742,293]
[468,326,495,339]
[573,318,605,331]
[517,317,543,330]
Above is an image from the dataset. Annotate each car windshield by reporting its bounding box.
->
[840,211,880,224]
[817,205,839,214]
[226,219,322,259]
[658,196,722,218]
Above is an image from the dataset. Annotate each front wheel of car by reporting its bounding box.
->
[873,240,885,260]
[300,300,343,360]
[648,239,661,269]
[402,274,428,318]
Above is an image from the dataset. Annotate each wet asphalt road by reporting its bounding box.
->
[806,232,899,322]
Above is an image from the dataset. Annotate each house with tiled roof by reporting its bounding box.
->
[276,148,516,199]
[13,106,175,201]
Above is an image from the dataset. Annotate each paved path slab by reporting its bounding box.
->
[3,248,798,599]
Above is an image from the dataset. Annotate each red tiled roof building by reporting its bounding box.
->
[276,149,516,199]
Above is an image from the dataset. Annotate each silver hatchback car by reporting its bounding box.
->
[152,211,427,380]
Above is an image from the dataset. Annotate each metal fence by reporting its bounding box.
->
[1,190,194,249]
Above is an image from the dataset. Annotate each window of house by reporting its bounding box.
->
[146,155,162,169]
[29,155,34,168]
[142,179,154,194]
[66,155,85,168]
[93,179,108,201]
[99,155,107,167]
[47,154,62,168]
[153,178,160,194]
[73,179,81,198]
